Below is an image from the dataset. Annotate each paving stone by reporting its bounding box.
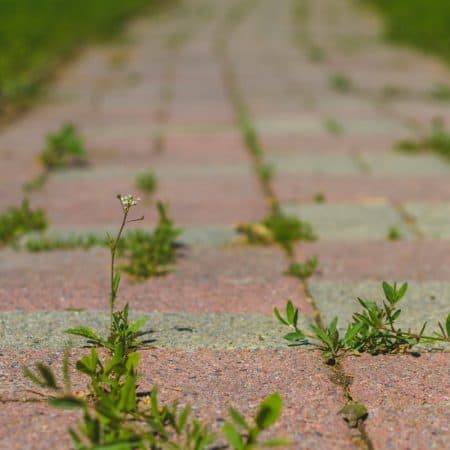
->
[0,246,309,315]
[30,170,265,227]
[343,354,450,450]
[298,240,450,281]
[275,174,450,203]
[0,403,76,450]
[267,152,361,175]
[362,152,450,176]
[283,202,412,240]
[0,349,357,450]
[405,202,450,239]
[310,280,450,350]
[0,310,308,350]
[261,134,397,154]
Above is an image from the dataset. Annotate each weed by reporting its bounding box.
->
[323,118,344,135]
[396,119,450,159]
[313,192,326,203]
[275,281,450,364]
[135,170,157,196]
[286,256,318,280]
[40,123,88,170]
[119,202,182,278]
[24,193,288,449]
[387,226,402,241]
[430,84,450,101]
[237,208,316,256]
[330,73,353,93]
[0,199,47,246]
[307,45,325,62]
[25,233,107,252]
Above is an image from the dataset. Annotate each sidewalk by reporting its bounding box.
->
[0,0,449,449]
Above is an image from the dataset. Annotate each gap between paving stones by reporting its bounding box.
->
[215,2,374,448]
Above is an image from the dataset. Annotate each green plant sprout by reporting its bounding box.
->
[313,192,326,203]
[323,118,344,135]
[24,194,288,449]
[275,281,450,364]
[396,118,450,160]
[40,123,88,170]
[286,256,318,280]
[135,171,157,196]
[387,226,402,241]
[237,207,316,257]
[119,202,182,278]
[0,199,47,246]
[329,73,353,93]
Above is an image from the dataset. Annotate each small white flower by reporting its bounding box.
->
[119,194,140,211]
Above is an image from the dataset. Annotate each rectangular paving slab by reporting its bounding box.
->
[298,240,450,281]
[309,280,450,350]
[283,202,412,240]
[343,353,450,450]
[0,349,358,450]
[405,202,450,239]
[0,246,310,315]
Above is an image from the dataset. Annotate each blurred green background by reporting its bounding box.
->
[368,0,450,63]
[0,0,157,110]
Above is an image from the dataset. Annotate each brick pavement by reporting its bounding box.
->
[0,0,449,449]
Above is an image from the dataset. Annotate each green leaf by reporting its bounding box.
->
[129,317,146,333]
[229,407,249,430]
[343,322,363,344]
[398,282,408,300]
[49,396,85,409]
[37,363,58,389]
[283,331,306,342]
[310,324,333,349]
[274,307,288,326]
[286,300,296,325]
[259,438,293,447]
[446,313,450,336]
[328,317,338,335]
[65,327,104,344]
[125,352,140,371]
[222,423,244,450]
[112,272,121,294]
[255,393,283,430]
[382,281,394,303]
[117,375,137,411]
[178,405,191,432]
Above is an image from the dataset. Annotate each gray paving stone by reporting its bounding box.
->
[362,151,450,176]
[24,225,236,247]
[309,280,450,351]
[267,152,361,175]
[51,163,252,182]
[0,311,311,350]
[405,202,450,239]
[283,203,413,240]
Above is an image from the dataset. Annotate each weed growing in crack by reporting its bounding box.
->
[25,233,107,252]
[275,281,450,364]
[118,202,182,278]
[40,123,89,170]
[329,73,353,93]
[387,226,402,241]
[313,192,326,203]
[430,84,450,102]
[396,118,450,159]
[135,170,157,196]
[286,256,318,280]
[323,118,344,136]
[0,199,47,246]
[24,193,288,449]
[237,207,316,257]
[25,123,89,192]
[21,200,181,279]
